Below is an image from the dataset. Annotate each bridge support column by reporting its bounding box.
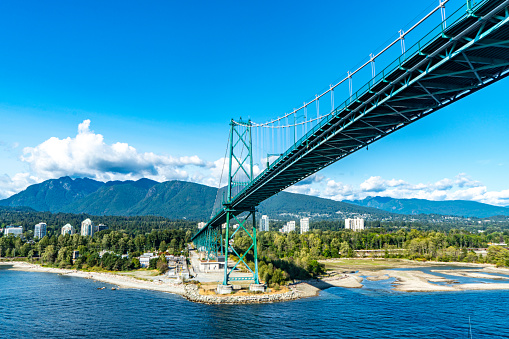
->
[221,207,259,286]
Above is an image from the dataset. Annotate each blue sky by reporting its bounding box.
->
[0,0,508,206]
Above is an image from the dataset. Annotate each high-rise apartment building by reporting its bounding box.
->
[300,218,310,234]
[81,218,95,237]
[95,224,108,233]
[259,215,269,232]
[345,218,365,231]
[280,220,296,233]
[34,222,47,239]
[61,224,75,236]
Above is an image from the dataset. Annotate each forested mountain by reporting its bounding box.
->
[0,177,104,212]
[4,177,507,221]
[0,177,390,220]
[259,192,393,219]
[346,196,509,218]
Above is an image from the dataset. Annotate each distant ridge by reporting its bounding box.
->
[0,177,104,213]
[345,196,509,218]
[0,177,390,220]
[2,177,507,220]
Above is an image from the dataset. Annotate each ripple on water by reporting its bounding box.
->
[1,269,509,338]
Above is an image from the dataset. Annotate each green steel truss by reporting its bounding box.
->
[193,0,509,274]
[193,225,222,261]
[193,119,260,285]
[223,209,259,284]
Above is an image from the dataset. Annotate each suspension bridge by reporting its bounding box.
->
[191,0,509,291]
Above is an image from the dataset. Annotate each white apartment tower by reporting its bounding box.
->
[345,218,365,231]
[61,224,75,236]
[300,218,310,234]
[259,215,269,232]
[280,220,296,233]
[81,218,95,237]
[34,222,47,239]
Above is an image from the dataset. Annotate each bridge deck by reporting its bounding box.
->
[193,0,509,240]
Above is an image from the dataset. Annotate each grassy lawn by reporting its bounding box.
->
[116,269,161,279]
[320,258,418,271]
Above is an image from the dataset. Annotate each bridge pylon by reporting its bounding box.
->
[221,118,260,286]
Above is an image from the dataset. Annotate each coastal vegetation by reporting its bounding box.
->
[233,228,509,285]
[0,229,190,272]
[1,207,508,285]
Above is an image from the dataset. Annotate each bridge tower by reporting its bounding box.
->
[220,118,261,289]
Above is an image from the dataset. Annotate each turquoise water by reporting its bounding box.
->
[1,266,509,338]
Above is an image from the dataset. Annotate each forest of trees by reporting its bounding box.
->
[0,228,191,271]
[232,228,509,285]
[1,207,509,286]
[0,207,196,237]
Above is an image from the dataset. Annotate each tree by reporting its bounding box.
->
[306,260,325,278]
[340,241,351,257]
[159,240,168,252]
[42,245,56,264]
[156,254,168,273]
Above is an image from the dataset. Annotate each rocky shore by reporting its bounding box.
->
[183,284,302,304]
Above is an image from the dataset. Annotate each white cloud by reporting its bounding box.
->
[314,174,509,207]
[1,120,508,208]
[0,173,39,199]
[19,119,205,183]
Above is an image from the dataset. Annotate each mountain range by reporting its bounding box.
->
[1,177,507,220]
[346,196,509,218]
[0,177,390,221]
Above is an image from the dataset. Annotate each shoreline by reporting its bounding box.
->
[321,258,509,293]
[0,261,301,304]
[3,259,509,303]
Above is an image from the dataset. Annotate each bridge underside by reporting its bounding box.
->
[193,0,509,241]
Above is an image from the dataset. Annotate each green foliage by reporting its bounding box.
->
[487,246,509,267]
[306,260,325,278]
[0,177,217,220]
[156,254,168,273]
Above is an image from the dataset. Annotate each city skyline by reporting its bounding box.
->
[0,0,508,206]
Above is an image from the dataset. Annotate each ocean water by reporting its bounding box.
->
[1,266,509,339]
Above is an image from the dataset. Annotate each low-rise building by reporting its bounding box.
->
[199,255,225,272]
[4,225,23,237]
[139,252,159,268]
[197,222,206,229]
[61,224,75,235]
[34,222,47,239]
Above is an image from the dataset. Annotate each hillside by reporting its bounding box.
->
[259,192,392,219]
[0,177,104,213]
[0,176,390,221]
[346,196,509,218]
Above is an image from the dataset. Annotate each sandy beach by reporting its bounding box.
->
[0,261,302,304]
[4,259,509,301]
[321,258,509,293]
[0,261,187,295]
